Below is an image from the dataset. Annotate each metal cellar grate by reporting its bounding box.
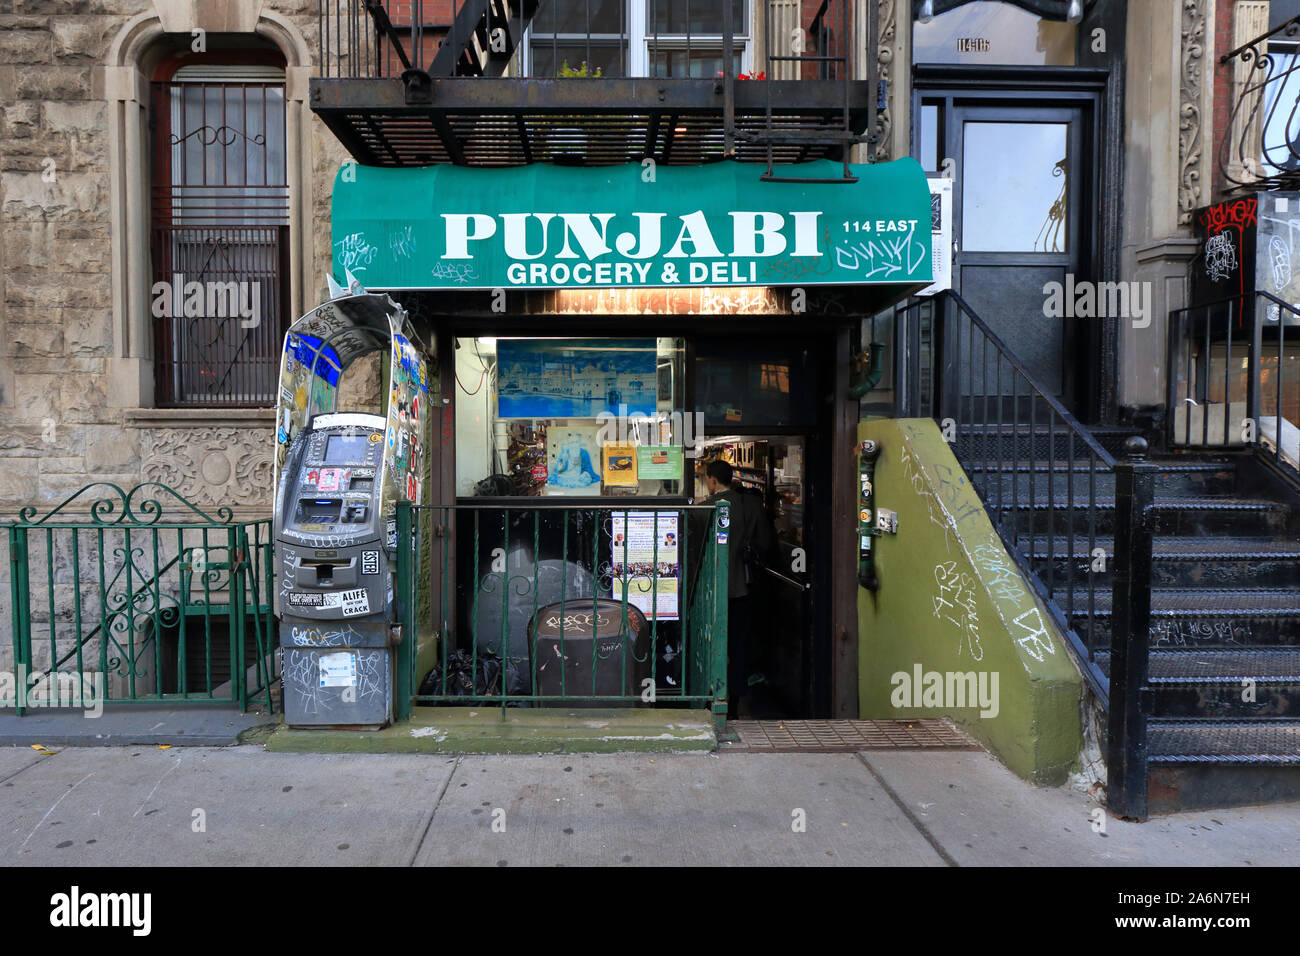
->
[721,719,981,753]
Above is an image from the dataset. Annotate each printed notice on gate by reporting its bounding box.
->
[610,511,679,620]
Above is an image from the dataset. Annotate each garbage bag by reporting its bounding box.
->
[416,649,531,704]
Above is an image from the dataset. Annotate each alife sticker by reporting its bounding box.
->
[340,588,370,616]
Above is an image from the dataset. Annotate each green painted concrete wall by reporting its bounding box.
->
[857,419,1082,785]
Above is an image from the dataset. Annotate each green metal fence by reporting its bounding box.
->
[393,501,729,727]
[2,483,278,715]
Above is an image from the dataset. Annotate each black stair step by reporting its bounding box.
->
[968,461,1238,499]
[1028,536,1300,588]
[1095,650,1300,718]
[1066,588,1300,646]
[1077,587,1300,615]
[1036,536,1300,561]
[1003,496,1291,535]
[955,433,1112,461]
[1148,719,1300,764]
[1098,648,1300,682]
[966,459,1232,474]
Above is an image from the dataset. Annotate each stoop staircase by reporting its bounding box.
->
[962,430,1300,814]
[896,289,1300,817]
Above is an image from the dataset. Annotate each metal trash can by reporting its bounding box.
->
[529,599,650,706]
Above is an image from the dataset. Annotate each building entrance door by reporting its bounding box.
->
[915,87,1099,416]
[950,102,1089,411]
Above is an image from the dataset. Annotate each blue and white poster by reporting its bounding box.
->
[497,338,657,418]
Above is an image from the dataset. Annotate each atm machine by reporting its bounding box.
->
[273,278,431,728]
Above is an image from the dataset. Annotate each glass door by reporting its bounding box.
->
[951,104,1087,411]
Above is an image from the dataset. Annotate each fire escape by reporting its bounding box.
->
[310,0,876,181]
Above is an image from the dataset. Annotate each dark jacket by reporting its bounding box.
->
[699,487,775,600]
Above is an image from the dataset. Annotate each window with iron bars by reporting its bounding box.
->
[149,63,290,408]
[525,0,750,78]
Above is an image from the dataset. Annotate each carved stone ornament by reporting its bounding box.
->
[141,427,276,510]
[876,0,897,161]
[1179,0,1205,225]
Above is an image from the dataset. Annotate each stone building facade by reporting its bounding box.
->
[1,0,350,521]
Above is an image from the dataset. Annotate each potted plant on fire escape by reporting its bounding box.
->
[543,59,600,165]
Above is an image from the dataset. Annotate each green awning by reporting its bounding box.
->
[331,158,933,293]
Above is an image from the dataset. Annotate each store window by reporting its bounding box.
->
[912,1,1077,67]
[526,0,750,78]
[455,336,687,497]
[694,340,815,429]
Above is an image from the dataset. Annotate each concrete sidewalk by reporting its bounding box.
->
[3,744,1299,866]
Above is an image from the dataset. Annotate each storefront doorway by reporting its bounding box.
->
[694,336,835,718]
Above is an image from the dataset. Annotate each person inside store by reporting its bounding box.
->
[696,459,775,718]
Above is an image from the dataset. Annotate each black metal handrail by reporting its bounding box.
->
[890,288,1155,816]
[894,290,1115,697]
[1218,13,1300,191]
[1168,291,1298,476]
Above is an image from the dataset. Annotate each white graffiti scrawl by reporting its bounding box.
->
[933,560,983,661]
[833,222,926,280]
[334,232,377,273]
[1204,232,1237,282]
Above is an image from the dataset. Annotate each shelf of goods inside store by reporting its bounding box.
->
[732,464,767,492]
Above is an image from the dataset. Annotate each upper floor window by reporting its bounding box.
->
[912,0,1076,67]
[150,59,290,407]
[526,0,750,78]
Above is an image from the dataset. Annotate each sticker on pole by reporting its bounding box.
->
[339,588,371,616]
[319,652,357,688]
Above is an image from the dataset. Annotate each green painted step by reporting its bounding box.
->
[263,707,717,755]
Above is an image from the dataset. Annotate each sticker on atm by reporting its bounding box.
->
[340,588,370,616]
[319,652,357,688]
[317,468,349,492]
[287,592,329,607]
[361,550,380,575]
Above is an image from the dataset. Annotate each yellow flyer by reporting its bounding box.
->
[602,443,639,487]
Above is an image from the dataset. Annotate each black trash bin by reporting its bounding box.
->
[529,599,651,706]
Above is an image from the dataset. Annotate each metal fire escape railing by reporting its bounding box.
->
[734,0,872,182]
[888,290,1157,819]
[312,1,875,171]
[1220,13,1300,192]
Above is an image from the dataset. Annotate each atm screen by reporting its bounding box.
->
[323,434,371,464]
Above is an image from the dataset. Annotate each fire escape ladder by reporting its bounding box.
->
[428,0,541,78]
[731,0,868,184]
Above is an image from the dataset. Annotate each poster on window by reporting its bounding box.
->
[609,511,679,620]
[496,338,657,418]
[544,425,602,495]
